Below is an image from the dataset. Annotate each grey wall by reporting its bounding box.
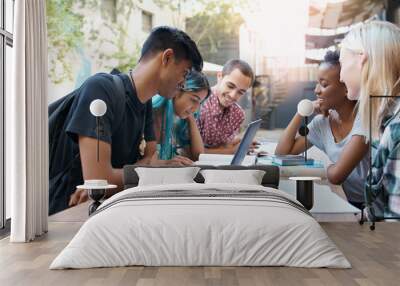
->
[270,81,317,129]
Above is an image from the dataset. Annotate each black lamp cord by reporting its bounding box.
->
[304,116,308,162]
[96,117,99,162]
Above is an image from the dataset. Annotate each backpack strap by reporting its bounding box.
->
[49,74,132,182]
[112,74,147,136]
[48,92,77,176]
[111,74,127,133]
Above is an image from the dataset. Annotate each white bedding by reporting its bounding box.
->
[50,183,351,269]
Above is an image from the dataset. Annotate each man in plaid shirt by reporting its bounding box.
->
[366,109,400,219]
[197,59,254,154]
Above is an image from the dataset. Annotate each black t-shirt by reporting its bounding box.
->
[49,72,155,214]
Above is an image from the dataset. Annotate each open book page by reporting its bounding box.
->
[195,154,257,166]
[252,141,276,156]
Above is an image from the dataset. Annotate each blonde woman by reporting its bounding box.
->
[339,21,400,219]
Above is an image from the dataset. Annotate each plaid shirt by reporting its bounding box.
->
[366,110,400,216]
[197,90,244,147]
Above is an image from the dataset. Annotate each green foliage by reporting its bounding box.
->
[153,0,181,10]
[185,0,247,64]
[47,0,142,83]
[96,23,141,73]
[46,0,244,83]
[88,0,142,73]
[46,0,84,84]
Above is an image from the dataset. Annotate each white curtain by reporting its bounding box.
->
[7,0,49,242]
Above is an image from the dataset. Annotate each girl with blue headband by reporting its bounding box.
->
[152,70,211,165]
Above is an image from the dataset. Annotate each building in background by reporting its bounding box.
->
[185,1,243,66]
[239,0,400,129]
[186,18,241,66]
[239,0,316,128]
[47,0,400,128]
[306,0,386,63]
[48,0,185,103]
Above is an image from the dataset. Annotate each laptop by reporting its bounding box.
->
[230,119,262,165]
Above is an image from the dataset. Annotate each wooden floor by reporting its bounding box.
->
[4,129,398,285]
[1,220,399,286]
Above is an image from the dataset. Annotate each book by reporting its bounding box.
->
[267,155,315,166]
[195,154,257,166]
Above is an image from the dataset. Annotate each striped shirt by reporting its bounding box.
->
[366,105,400,216]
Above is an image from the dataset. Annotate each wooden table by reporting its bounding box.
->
[256,141,360,221]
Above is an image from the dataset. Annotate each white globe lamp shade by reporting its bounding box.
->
[297,99,314,117]
[90,99,107,117]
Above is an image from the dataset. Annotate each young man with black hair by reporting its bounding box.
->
[49,26,203,214]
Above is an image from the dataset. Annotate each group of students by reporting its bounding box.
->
[49,26,254,214]
[150,58,254,165]
[50,21,400,220]
[277,21,400,218]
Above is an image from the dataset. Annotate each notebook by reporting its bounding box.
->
[268,154,315,166]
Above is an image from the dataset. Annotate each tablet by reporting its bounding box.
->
[230,119,262,166]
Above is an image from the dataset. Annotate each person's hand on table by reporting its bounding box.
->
[249,140,260,153]
[225,138,261,154]
[165,155,194,166]
[69,189,89,207]
[224,138,241,153]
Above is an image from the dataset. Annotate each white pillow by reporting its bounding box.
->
[200,169,266,185]
[135,167,201,186]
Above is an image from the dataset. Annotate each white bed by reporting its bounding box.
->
[50,183,351,269]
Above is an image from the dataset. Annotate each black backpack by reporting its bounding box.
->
[49,74,126,175]
[48,74,126,214]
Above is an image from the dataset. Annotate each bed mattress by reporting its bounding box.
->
[50,183,350,269]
